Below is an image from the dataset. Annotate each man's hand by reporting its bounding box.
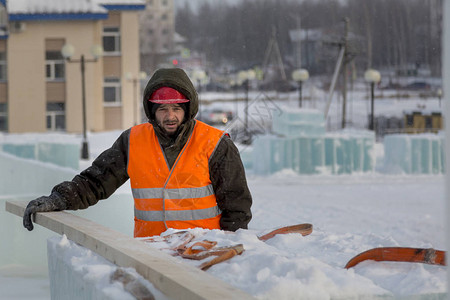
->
[23,193,68,231]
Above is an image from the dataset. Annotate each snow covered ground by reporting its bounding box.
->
[0,86,447,299]
[2,140,446,299]
[140,172,445,299]
[220,173,445,298]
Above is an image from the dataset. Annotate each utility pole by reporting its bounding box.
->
[262,26,287,81]
[295,15,301,69]
[324,18,357,127]
[341,17,349,129]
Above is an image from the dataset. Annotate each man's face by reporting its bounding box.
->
[155,104,185,136]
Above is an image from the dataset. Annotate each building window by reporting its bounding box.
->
[161,14,168,20]
[162,28,169,35]
[162,0,168,6]
[46,51,65,81]
[46,102,65,131]
[103,27,121,55]
[0,52,6,81]
[0,103,7,131]
[104,77,121,105]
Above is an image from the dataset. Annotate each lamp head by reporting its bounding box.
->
[61,44,75,59]
[90,45,103,59]
[292,69,309,82]
[364,69,381,83]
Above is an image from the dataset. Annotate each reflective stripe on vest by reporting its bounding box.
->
[135,205,221,222]
[132,184,214,200]
[128,121,224,237]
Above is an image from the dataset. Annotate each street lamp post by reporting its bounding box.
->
[364,69,381,131]
[292,68,309,108]
[230,79,238,119]
[437,88,443,108]
[61,44,103,160]
[238,70,256,134]
[191,70,207,120]
[126,71,147,125]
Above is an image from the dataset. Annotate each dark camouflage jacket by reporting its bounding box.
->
[51,68,252,232]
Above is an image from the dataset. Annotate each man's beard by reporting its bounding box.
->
[160,119,182,137]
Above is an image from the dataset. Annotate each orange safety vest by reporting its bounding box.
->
[128,121,224,237]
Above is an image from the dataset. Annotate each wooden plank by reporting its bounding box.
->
[6,201,254,300]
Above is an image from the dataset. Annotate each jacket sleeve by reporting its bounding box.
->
[51,129,131,210]
[209,135,252,231]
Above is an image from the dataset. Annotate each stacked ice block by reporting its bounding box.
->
[250,107,375,175]
[0,151,77,276]
[383,133,445,174]
[272,108,326,137]
[1,142,79,169]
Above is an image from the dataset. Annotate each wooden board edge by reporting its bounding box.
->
[5,200,254,300]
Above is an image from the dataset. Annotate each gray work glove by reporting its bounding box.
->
[23,193,68,231]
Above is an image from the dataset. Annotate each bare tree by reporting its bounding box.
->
[173,0,442,76]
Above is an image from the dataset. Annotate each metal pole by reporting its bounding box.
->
[80,55,89,160]
[235,84,238,119]
[298,81,303,107]
[242,79,251,144]
[342,17,349,129]
[245,79,249,130]
[370,81,375,131]
[324,47,345,119]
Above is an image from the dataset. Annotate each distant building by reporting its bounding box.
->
[139,0,176,72]
[403,111,443,134]
[1,0,145,133]
[289,28,341,75]
[289,28,323,70]
[289,27,364,76]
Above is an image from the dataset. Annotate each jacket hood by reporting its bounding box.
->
[142,68,198,122]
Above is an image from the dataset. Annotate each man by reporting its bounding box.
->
[23,68,252,237]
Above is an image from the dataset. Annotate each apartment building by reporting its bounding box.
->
[139,0,175,71]
[1,0,145,134]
